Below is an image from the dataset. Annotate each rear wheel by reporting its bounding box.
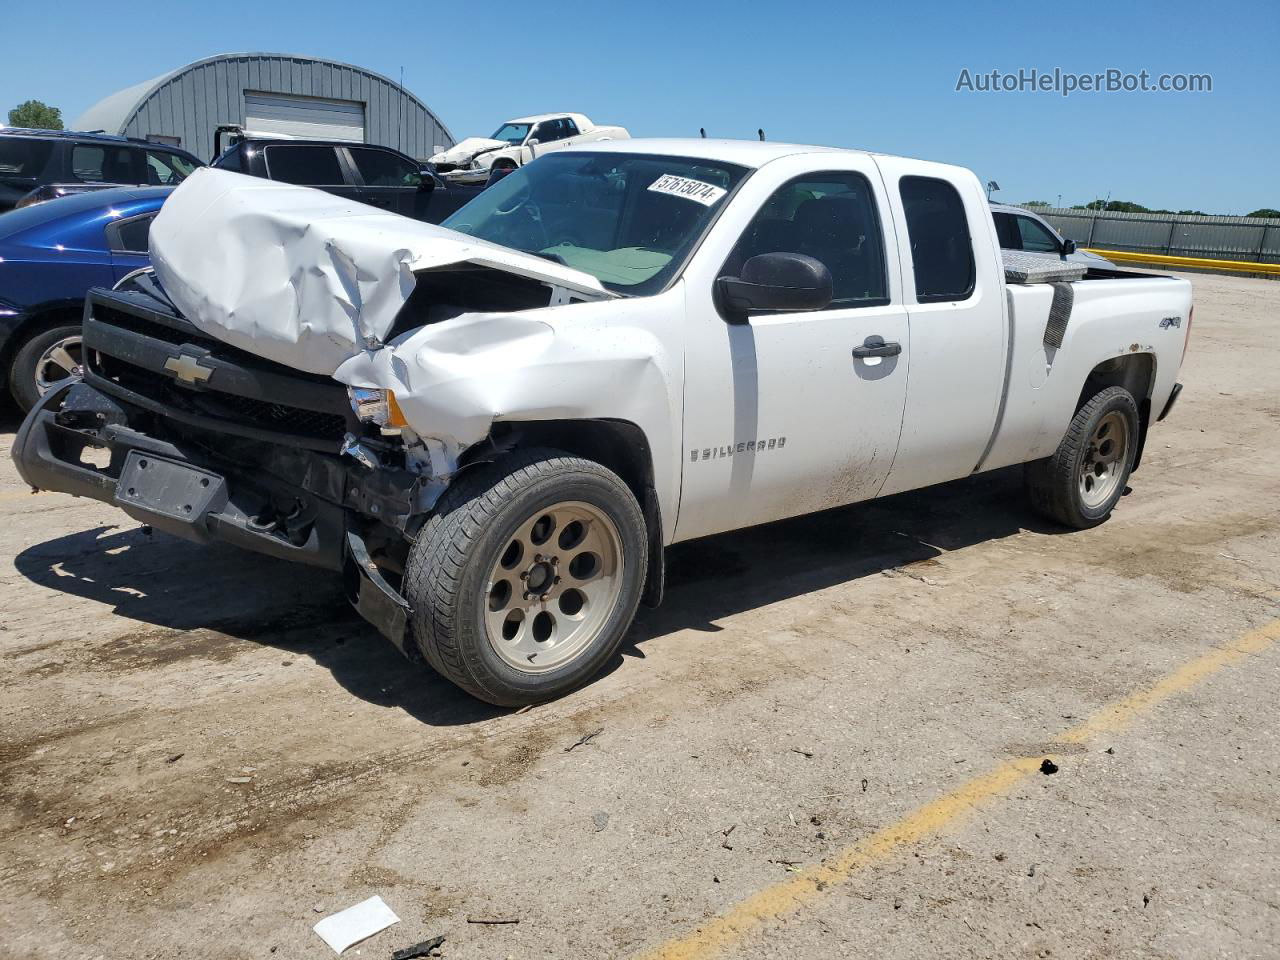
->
[403,448,647,706]
[9,323,83,412]
[1025,386,1139,528]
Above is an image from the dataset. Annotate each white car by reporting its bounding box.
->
[991,202,1115,269]
[17,142,1192,707]
[428,113,629,184]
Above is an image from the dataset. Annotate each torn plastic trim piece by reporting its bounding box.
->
[344,530,412,654]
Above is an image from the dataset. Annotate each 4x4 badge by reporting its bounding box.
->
[164,354,214,384]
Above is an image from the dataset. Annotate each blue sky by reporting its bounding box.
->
[4,0,1275,213]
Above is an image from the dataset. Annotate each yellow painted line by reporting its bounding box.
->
[635,619,1280,960]
[1085,247,1280,275]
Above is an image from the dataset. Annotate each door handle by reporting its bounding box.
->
[852,335,902,359]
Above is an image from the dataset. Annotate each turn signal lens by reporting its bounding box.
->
[348,387,409,429]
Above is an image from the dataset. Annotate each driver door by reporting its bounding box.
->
[675,158,911,541]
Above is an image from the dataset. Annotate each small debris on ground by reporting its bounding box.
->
[466,915,520,925]
[790,747,814,758]
[994,852,1006,862]
[1028,863,1037,877]
[224,776,253,784]
[165,753,183,764]
[591,812,609,832]
[391,934,446,960]
[313,896,400,954]
[721,825,736,850]
[1040,758,1059,775]
[564,728,603,752]
[861,778,869,793]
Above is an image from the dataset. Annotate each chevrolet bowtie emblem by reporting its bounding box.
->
[164,354,214,385]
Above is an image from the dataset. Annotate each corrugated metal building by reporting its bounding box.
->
[73,53,455,163]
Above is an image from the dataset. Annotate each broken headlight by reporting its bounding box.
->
[348,387,408,433]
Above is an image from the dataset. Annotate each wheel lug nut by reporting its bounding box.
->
[553,576,561,584]
[519,571,528,580]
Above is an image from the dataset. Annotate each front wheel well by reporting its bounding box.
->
[480,419,665,606]
[1077,353,1155,472]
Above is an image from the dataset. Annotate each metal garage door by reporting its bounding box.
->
[243,92,365,142]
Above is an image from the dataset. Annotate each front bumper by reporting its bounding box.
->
[442,167,490,185]
[13,382,415,652]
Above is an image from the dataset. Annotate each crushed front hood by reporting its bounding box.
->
[429,137,507,166]
[148,168,612,375]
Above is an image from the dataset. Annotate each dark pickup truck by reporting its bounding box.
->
[209,129,482,223]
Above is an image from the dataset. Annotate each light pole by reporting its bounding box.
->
[986,180,1000,200]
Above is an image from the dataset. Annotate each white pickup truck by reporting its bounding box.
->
[428,113,629,184]
[13,139,1192,706]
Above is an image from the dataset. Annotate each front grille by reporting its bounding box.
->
[85,295,353,449]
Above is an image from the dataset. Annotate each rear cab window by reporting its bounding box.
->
[263,145,345,186]
[899,176,975,302]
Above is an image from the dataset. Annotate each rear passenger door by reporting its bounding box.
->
[262,144,359,202]
[875,160,1007,495]
[345,146,426,219]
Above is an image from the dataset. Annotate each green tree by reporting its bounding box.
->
[7,99,63,129]
[1247,208,1280,219]
[1023,200,1050,208]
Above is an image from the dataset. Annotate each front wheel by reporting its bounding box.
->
[403,449,647,706]
[1025,386,1139,528]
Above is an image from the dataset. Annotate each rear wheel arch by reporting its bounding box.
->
[1077,353,1155,471]
[2,304,84,400]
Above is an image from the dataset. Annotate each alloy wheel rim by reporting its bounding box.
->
[1078,410,1129,509]
[35,335,84,395]
[483,500,624,674]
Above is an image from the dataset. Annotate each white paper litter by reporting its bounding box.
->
[313,895,400,954]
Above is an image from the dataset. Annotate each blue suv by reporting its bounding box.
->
[0,185,172,410]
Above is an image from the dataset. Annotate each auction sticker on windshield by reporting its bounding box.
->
[648,174,727,206]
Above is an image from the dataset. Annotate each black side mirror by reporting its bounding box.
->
[1061,238,1077,256]
[717,252,833,317]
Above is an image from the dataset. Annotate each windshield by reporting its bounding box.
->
[489,123,531,145]
[443,152,749,296]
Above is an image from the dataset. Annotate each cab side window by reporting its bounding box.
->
[899,176,975,303]
[1016,215,1061,253]
[145,149,197,185]
[724,172,888,307]
[349,147,421,187]
[71,144,137,183]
